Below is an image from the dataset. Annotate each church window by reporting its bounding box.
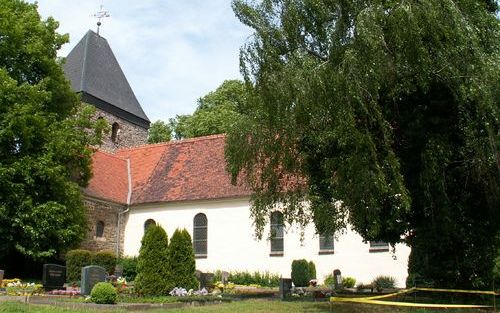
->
[270,212,284,256]
[193,213,207,258]
[144,219,156,232]
[369,240,389,252]
[319,233,334,254]
[111,122,120,143]
[96,221,105,238]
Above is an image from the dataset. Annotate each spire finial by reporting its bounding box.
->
[93,3,110,35]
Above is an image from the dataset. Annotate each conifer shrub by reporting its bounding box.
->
[90,282,117,304]
[66,249,93,282]
[169,229,198,290]
[135,224,172,296]
[291,259,312,287]
[308,261,316,279]
[92,250,117,275]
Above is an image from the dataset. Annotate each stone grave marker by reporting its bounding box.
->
[42,264,66,291]
[81,265,106,295]
[0,269,4,291]
[279,278,292,300]
[221,271,229,285]
[114,264,123,278]
[333,269,342,290]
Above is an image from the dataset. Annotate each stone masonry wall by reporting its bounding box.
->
[93,108,148,152]
[80,197,129,256]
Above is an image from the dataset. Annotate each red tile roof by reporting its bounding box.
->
[84,135,251,204]
[83,150,129,204]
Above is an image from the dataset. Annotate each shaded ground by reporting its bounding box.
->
[0,299,492,313]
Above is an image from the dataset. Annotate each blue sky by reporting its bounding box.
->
[33,1,252,122]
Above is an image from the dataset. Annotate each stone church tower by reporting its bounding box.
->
[63,30,150,151]
[61,30,150,254]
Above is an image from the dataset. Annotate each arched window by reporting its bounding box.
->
[270,212,284,256]
[144,219,156,232]
[96,221,105,238]
[111,122,120,143]
[193,213,207,258]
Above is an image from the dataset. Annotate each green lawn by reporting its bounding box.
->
[0,300,492,313]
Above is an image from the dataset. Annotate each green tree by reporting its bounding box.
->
[147,120,172,144]
[227,0,499,289]
[168,229,198,290]
[0,0,105,261]
[135,225,172,295]
[169,80,247,139]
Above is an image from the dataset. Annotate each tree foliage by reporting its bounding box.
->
[147,120,172,144]
[169,80,247,139]
[135,225,172,295]
[227,0,499,288]
[168,228,198,290]
[0,0,105,261]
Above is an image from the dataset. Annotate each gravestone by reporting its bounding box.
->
[333,269,342,290]
[279,278,292,300]
[221,271,229,285]
[42,264,66,291]
[0,269,4,289]
[81,265,106,295]
[195,271,214,289]
[114,264,123,278]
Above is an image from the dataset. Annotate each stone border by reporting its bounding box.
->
[0,295,225,311]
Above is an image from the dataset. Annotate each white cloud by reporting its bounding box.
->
[33,0,252,122]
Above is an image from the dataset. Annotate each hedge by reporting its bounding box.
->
[92,250,116,275]
[291,259,315,287]
[66,249,93,282]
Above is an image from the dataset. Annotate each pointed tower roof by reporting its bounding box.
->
[63,30,150,128]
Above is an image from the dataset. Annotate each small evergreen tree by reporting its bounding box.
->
[168,229,198,290]
[134,225,171,295]
[291,259,311,287]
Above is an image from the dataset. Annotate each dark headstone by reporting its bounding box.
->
[279,278,293,300]
[81,265,106,295]
[114,264,123,278]
[333,269,342,290]
[42,264,66,291]
[221,271,229,285]
[196,271,214,289]
[0,269,4,287]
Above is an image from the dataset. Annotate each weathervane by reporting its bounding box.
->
[93,3,110,35]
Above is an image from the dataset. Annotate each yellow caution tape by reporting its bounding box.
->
[330,287,499,308]
[330,297,492,308]
[415,287,498,295]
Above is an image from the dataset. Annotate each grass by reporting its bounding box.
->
[0,299,492,313]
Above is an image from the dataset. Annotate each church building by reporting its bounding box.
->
[63,30,411,287]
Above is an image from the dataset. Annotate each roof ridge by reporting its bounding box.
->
[115,134,227,153]
[93,148,129,161]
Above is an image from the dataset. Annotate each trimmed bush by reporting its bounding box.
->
[135,224,171,296]
[372,275,396,292]
[323,274,334,287]
[169,229,198,290]
[66,249,92,282]
[291,259,312,287]
[92,250,117,275]
[308,261,316,279]
[90,282,117,304]
[118,256,138,281]
[342,276,356,288]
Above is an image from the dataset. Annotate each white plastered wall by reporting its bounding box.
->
[123,197,410,287]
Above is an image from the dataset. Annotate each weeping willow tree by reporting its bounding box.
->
[226,0,499,288]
